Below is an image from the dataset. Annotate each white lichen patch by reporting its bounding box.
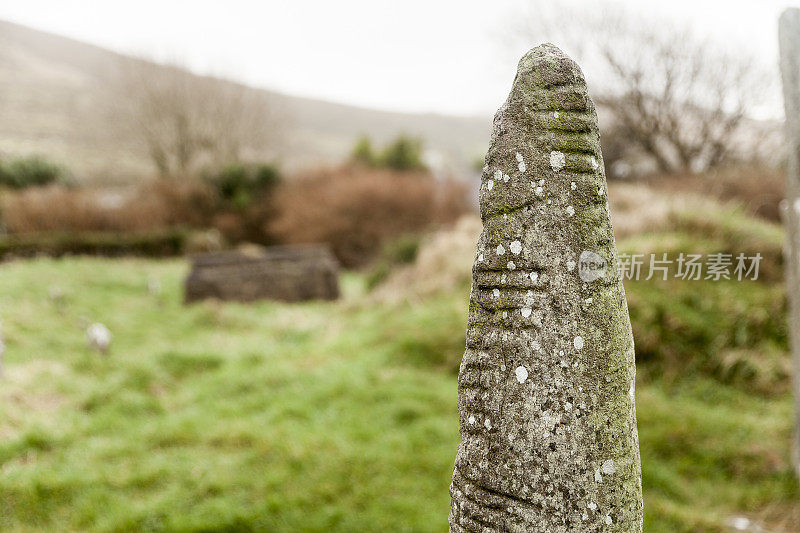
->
[595,469,603,483]
[514,366,528,384]
[468,415,476,424]
[534,186,544,197]
[591,156,599,170]
[496,244,505,255]
[478,253,484,262]
[567,260,576,272]
[494,169,503,181]
[509,240,522,255]
[503,173,510,183]
[502,311,508,319]
[516,152,526,173]
[487,180,494,190]
[507,261,516,270]
[530,271,539,282]
[484,418,492,429]
[549,150,566,171]
[520,307,532,318]
[597,185,605,196]
[571,181,576,190]
[566,205,575,217]
[553,111,560,118]
[588,501,597,511]
[564,402,573,411]
[602,459,616,475]
[493,288,500,298]
[573,336,584,350]
[605,515,613,525]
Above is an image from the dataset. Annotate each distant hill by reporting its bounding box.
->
[0,19,490,182]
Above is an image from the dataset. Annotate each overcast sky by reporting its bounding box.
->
[0,0,793,116]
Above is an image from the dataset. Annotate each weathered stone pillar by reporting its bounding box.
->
[778,8,800,481]
[449,44,643,531]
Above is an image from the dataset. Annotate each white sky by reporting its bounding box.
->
[0,0,794,116]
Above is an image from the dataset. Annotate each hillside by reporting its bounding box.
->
[0,20,490,182]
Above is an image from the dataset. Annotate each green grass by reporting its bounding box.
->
[0,257,797,532]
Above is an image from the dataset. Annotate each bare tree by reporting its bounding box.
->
[511,1,775,174]
[115,58,278,178]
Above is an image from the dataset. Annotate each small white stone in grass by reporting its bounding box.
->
[494,169,503,180]
[503,172,510,183]
[534,186,543,197]
[605,515,613,525]
[591,156,599,170]
[502,311,508,319]
[521,307,532,318]
[501,364,506,371]
[487,180,494,190]
[566,205,575,216]
[514,366,528,384]
[493,288,500,298]
[507,261,516,270]
[532,340,541,351]
[516,152,524,162]
[530,271,539,282]
[567,260,576,272]
[564,402,573,411]
[571,181,576,190]
[602,459,616,475]
[518,161,526,173]
[588,501,597,511]
[478,253,484,262]
[86,323,112,355]
[574,336,584,350]
[553,111,560,118]
[595,469,603,483]
[484,418,492,429]
[509,240,522,255]
[496,244,505,255]
[582,513,588,521]
[549,150,566,171]
[585,297,593,303]
[468,415,475,424]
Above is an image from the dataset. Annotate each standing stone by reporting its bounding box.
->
[778,8,800,481]
[448,44,642,531]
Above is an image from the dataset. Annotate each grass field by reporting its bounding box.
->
[0,255,798,532]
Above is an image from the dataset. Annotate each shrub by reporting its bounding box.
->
[351,135,376,166]
[269,166,469,268]
[349,135,427,171]
[0,156,65,189]
[380,136,425,170]
[205,163,281,209]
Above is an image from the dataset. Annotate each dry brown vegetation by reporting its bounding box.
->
[0,181,215,233]
[269,166,470,268]
[649,165,786,222]
[0,166,470,266]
